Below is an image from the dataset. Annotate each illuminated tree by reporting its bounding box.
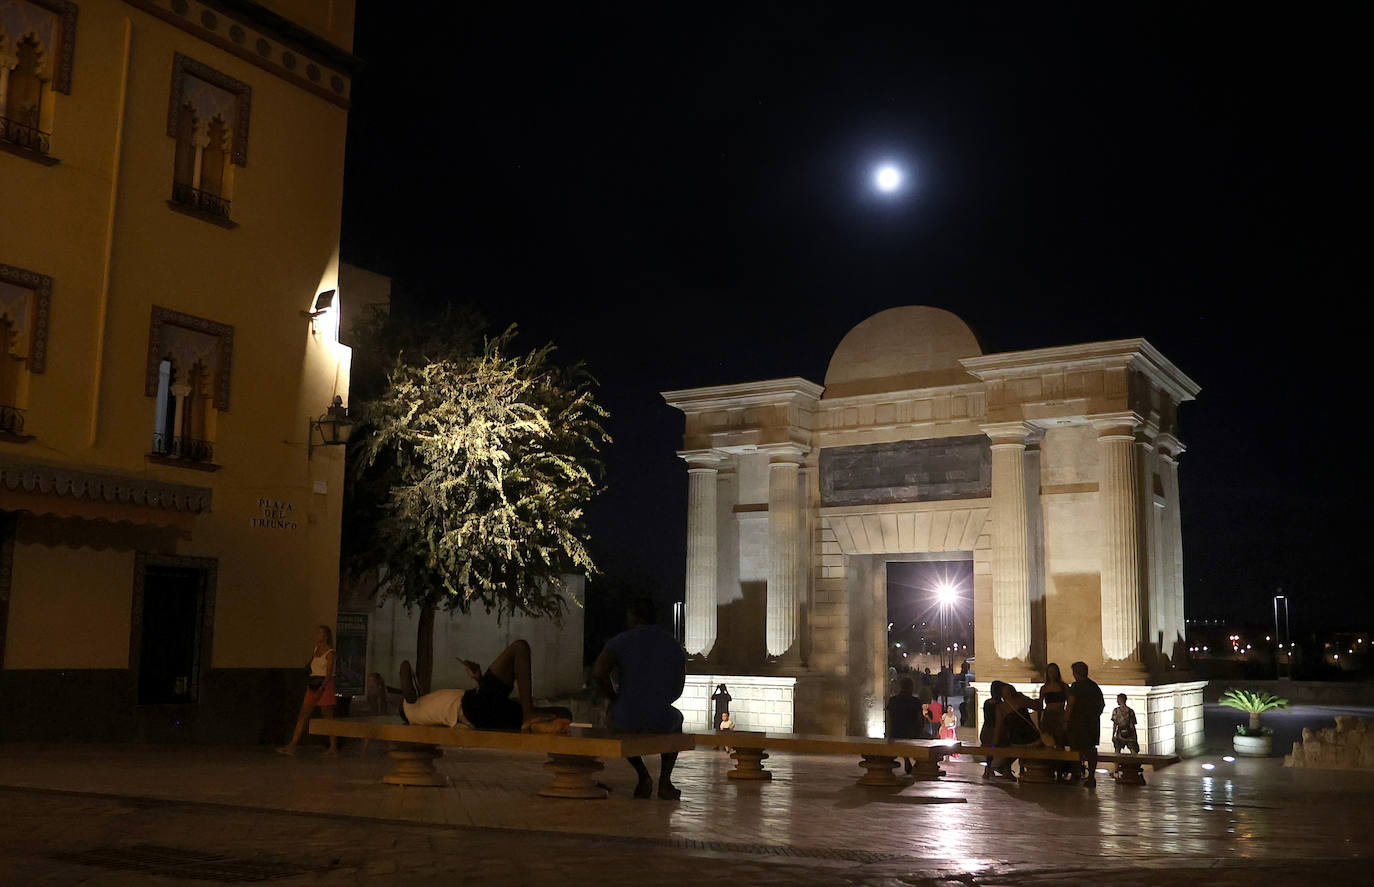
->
[348,325,608,692]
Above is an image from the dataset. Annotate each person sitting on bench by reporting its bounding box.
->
[593,597,686,800]
[988,682,1044,777]
[397,640,572,733]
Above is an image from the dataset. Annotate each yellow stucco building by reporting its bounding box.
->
[0,0,357,742]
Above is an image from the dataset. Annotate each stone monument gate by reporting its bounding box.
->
[663,307,1205,755]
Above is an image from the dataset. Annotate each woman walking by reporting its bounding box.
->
[277,625,338,756]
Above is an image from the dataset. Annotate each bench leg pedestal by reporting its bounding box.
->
[539,754,608,799]
[1113,762,1146,785]
[727,748,772,780]
[857,754,902,786]
[1017,758,1058,784]
[383,744,447,787]
[909,757,945,781]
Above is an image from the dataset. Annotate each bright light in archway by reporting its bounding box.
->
[935,582,958,606]
[874,164,903,193]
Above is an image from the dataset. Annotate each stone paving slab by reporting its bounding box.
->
[0,741,1371,885]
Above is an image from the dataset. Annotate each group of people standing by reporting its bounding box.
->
[977,661,1137,787]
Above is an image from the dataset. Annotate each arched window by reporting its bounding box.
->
[0,1,77,162]
[200,116,227,198]
[146,307,231,468]
[172,103,198,189]
[165,55,249,226]
[0,263,50,440]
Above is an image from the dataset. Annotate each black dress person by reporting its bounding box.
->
[711,683,732,731]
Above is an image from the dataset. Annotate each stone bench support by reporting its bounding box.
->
[696,733,951,786]
[312,717,692,800]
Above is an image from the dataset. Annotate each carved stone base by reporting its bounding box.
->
[539,753,608,799]
[727,747,772,780]
[1113,761,1146,785]
[909,758,945,781]
[857,754,901,786]
[383,743,447,787]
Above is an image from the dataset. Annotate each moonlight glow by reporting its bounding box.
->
[874,164,903,193]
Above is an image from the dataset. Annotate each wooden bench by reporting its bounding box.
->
[310,716,693,799]
[954,744,1179,785]
[691,732,959,786]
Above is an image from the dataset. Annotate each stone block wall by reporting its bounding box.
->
[969,679,1205,755]
[1286,717,1374,770]
[681,675,797,732]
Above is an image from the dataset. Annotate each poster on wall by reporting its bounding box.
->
[334,612,368,697]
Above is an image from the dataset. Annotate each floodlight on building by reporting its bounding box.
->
[308,395,354,459]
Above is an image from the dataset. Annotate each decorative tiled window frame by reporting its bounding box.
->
[129,551,218,703]
[0,262,52,374]
[4,0,80,94]
[145,306,234,411]
[167,52,251,166]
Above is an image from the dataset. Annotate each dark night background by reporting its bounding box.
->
[338,4,1367,633]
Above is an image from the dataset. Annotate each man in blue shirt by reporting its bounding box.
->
[593,597,686,799]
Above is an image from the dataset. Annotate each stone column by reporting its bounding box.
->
[1158,436,1187,658]
[1093,415,1147,670]
[170,383,191,447]
[682,451,722,657]
[766,449,803,659]
[983,422,1034,665]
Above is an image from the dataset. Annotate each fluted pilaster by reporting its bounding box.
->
[983,422,1034,663]
[1158,436,1187,656]
[766,453,802,658]
[682,452,721,656]
[1094,415,1146,665]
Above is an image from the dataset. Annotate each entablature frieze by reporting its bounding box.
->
[820,498,992,556]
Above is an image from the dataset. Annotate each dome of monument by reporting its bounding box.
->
[823,306,983,398]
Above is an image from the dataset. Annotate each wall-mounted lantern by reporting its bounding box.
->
[308,395,353,459]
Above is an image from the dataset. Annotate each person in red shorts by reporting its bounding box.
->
[277,625,339,756]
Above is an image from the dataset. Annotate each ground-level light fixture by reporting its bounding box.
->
[308,395,353,459]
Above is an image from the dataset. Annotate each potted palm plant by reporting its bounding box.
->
[1218,689,1289,756]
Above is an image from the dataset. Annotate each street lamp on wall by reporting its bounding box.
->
[308,395,353,459]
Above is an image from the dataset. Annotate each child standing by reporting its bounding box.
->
[939,707,958,741]
[1111,693,1139,754]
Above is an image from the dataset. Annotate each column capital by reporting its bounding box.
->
[759,442,808,466]
[980,420,1037,449]
[1155,432,1186,462]
[678,449,726,471]
[1089,412,1145,441]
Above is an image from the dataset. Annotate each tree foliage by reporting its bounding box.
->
[346,322,609,686]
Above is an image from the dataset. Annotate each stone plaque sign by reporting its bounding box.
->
[819,436,991,506]
[251,498,298,530]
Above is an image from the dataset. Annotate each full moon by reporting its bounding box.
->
[874,164,903,193]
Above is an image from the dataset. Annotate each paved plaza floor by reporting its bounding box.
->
[1,730,1371,887]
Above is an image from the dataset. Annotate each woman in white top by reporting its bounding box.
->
[277,625,338,756]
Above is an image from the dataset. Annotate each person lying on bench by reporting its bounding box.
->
[397,640,572,733]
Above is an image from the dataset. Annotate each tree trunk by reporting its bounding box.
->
[416,600,437,695]
[1249,712,1261,732]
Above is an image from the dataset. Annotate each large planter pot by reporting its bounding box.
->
[1233,733,1273,757]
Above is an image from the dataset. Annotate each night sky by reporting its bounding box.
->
[339,4,1367,631]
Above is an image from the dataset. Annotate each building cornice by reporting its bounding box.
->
[121,0,358,109]
[662,377,824,413]
[0,459,213,514]
[816,380,985,409]
[960,338,1201,403]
